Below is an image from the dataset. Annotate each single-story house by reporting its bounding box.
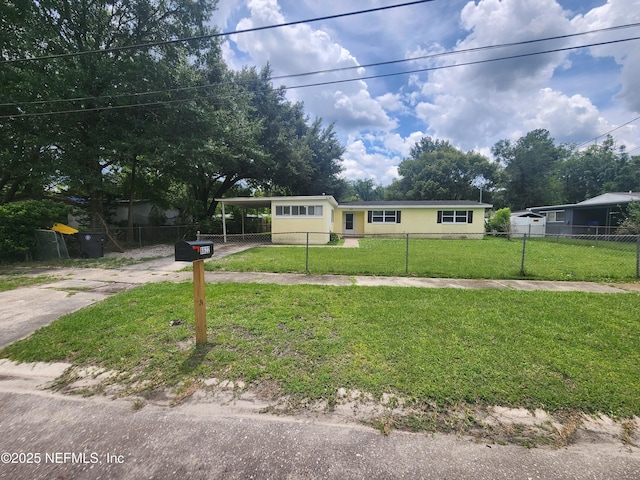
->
[528,192,640,235]
[510,211,546,237]
[216,196,492,244]
[335,200,490,239]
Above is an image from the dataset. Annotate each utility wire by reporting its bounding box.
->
[576,115,640,149]
[270,22,640,81]
[1,0,436,64]
[9,33,639,119]
[4,23,639,110]
[281,36,640,89]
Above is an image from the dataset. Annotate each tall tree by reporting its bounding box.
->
[559,136,630,203]
[386,137,498,202]
[0,1,62,203]
[1,0,220,227]
[346,179,385,201]
[492,129,565,210]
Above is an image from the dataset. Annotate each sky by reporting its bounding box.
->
[211,0,640,185]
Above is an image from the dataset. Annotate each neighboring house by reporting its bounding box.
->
[67,199,182,228]
[112,200,182,226]
[529,192,640,235]
[216,196,492,244]
[510,211,546,237]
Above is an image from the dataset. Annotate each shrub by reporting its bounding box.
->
[618,201,640,234]
[0,200,70,262]
[486,207,511,232]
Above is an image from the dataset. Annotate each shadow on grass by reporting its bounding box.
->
[180,343,214,374]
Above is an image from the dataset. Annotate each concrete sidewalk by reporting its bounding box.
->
[1,251,638,349]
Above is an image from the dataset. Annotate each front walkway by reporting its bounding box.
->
[342,237,360,248]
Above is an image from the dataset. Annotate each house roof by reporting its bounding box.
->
[530,192,640,212]
[216,196,492,210]
[576,192,640,206]
[339,200,492,209]
[511,211,544,218]
[216,195,338,209]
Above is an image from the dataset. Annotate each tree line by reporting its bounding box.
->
[348,130,639,211]
[1,0,345,238]
[2,1,639,239]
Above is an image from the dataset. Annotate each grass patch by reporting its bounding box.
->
[206,236,639,282]
[1,282,639,419]
[0,273,57,292]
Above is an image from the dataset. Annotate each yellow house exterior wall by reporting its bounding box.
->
[216,196,489,244]
[334,207,486,238]
[271,198,335,244]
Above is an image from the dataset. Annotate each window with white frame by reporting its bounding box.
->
[546,210,565,222]
[437,210,474,224]
[368,210,401,224]
[275,205,323,217]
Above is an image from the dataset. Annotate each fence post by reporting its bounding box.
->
[306,232,310,273]
[405,233,410,275]
[636,235,639,279]
[520,233,527,276]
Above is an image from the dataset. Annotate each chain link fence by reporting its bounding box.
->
[34,229,70,260]
[519,233,639,281]
[89,225,197,251]
[198,231,640,281]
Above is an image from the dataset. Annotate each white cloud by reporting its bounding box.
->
[376,93,405,113]
[341,137,401,185]
[522,88,604,141]
[407,0,633,151]
[217,0,640,185]
[226,0,396,134]
[571,0,640,113]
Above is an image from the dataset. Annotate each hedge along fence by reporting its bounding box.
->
[200,231,640,281]
[0,200,70,262]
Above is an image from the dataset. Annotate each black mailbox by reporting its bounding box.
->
[175,240,214,262]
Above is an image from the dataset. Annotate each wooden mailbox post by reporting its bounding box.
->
[175,240,214,345]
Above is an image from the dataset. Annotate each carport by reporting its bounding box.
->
[215,197,272,243]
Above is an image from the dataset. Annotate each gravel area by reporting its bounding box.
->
[104,244,174,260]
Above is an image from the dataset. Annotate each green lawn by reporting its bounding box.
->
[2,281,639,418]
[207,236,639,282]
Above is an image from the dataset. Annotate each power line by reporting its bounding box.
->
[285,36,640,87]
[271,22,640,81]
[1,0,436,64]
[4,34,639,120]
[4,23,639,110]
[576,115,640,149]
[3,34,639,120]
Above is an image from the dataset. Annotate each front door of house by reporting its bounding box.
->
[344,212,355,235]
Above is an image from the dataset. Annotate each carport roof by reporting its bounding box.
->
[215,195,338,209]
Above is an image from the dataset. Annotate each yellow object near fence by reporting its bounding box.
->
[51,223,79,235]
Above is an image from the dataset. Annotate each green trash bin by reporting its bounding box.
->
[78,232,105,258]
